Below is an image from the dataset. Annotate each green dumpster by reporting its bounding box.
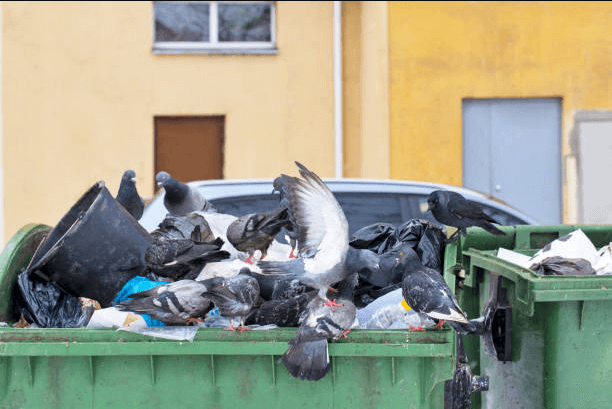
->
[0,224,459,409]
[444,225,612,409]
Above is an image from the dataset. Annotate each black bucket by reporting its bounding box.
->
[24,181,153,307]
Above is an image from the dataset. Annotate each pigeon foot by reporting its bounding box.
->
[324,298,343,311]
[409,325,425,332]
[434,320,446,329]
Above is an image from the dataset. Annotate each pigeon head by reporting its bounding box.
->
[155,171,172,188]
[122,170,136,184]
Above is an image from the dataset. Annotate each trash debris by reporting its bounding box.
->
[497,229,612,276]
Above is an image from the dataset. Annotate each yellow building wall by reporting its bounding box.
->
[2,1,336,241]
[389,1,612,222]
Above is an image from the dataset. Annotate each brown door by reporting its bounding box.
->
[154,116,224,190]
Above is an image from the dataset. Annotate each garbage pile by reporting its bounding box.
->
[2,162,512,386]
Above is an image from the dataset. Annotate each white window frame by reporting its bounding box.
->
[153,1,278,55]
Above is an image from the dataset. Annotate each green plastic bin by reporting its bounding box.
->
[444,225,612,409]
[0,224,458,409]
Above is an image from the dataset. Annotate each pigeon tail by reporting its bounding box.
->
[281,338,329,381]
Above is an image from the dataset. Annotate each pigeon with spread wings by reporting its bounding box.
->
[257,162,350,309]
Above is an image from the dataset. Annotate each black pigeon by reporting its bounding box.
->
[281,273,358,381]
[145,235,230,281]
[226,206,291,264]
[116,170,144,220]
[156,171,216,216]
[273,174,299,258]
[257,162,350,305]
[399,247,472,332]
[241,268,315,301]
[152,212,216,242]
[245,290,316,327]
[115,279,214,325]
[427,189,505,241]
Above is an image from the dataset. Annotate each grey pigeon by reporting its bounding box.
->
[198,273,261,331]
[257,162,350,305]
[399,247,473,332]
[281,273,358,381]
[226,206,291,264]
[427,189,505,241]
[115,279,214,325]
[273,174,299,257]
[117,274,260,330]
[156,171,216,216]
[116,170,144,220]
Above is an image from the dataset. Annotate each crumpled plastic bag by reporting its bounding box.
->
[112,276,171,327]
[13,270,92,328]
[396,219,447,273]
[349,223,398,254]
[530,256,596,276]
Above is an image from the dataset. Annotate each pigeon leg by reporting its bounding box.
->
[244,252,254,265]
[288,248,296,258]
[324,298,343,311]
[185,317,203,325]
[223,317,237,332]
[341,328,351,338]
[409,325,426,332]
[434,320,446,329]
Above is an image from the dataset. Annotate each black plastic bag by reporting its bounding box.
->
[349,223,398,254]
[396,219,447,273]
[530,256,596,276]
[13,270,91,328]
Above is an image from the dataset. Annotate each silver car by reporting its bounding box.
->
[139,178,538,235]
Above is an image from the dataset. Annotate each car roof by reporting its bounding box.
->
[139,177,539,231]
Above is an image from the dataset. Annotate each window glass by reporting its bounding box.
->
[218,3,272,42]
[154,2,210,42]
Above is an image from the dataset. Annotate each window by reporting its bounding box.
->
[153,1,277,55]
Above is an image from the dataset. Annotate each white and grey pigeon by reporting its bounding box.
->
[257,162,350,309]
[116,169,145,220]
[281,273,358,381]
[115,279,214,326]
[156,171,216,216]
[116,273,260,331]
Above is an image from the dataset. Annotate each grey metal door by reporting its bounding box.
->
[463,98,562,224]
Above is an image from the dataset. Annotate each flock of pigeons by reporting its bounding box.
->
[112,162,505,381]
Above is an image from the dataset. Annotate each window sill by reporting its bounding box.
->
[152,47,279,56]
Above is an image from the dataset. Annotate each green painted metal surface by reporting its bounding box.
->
[444,224,612,409]
[0,225,457,408]
[0,224,52,322]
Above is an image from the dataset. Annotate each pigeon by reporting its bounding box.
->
[241,268,315,301]
[257,162,350,307]
[281,273,358,381]
[273,174,299,257]
[145,234,230,281]
[427,189,505,241]
[115,279,214,325]
[226,206,291,264]
[152,212,215,242]
[399,247,474,333]
[117,273,260,330]
[116,170,145,220]
[245,290,317,327]
[197,273,261,331]
[156,171,216,216]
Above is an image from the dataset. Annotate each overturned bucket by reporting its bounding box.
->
[24,181,153,307]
